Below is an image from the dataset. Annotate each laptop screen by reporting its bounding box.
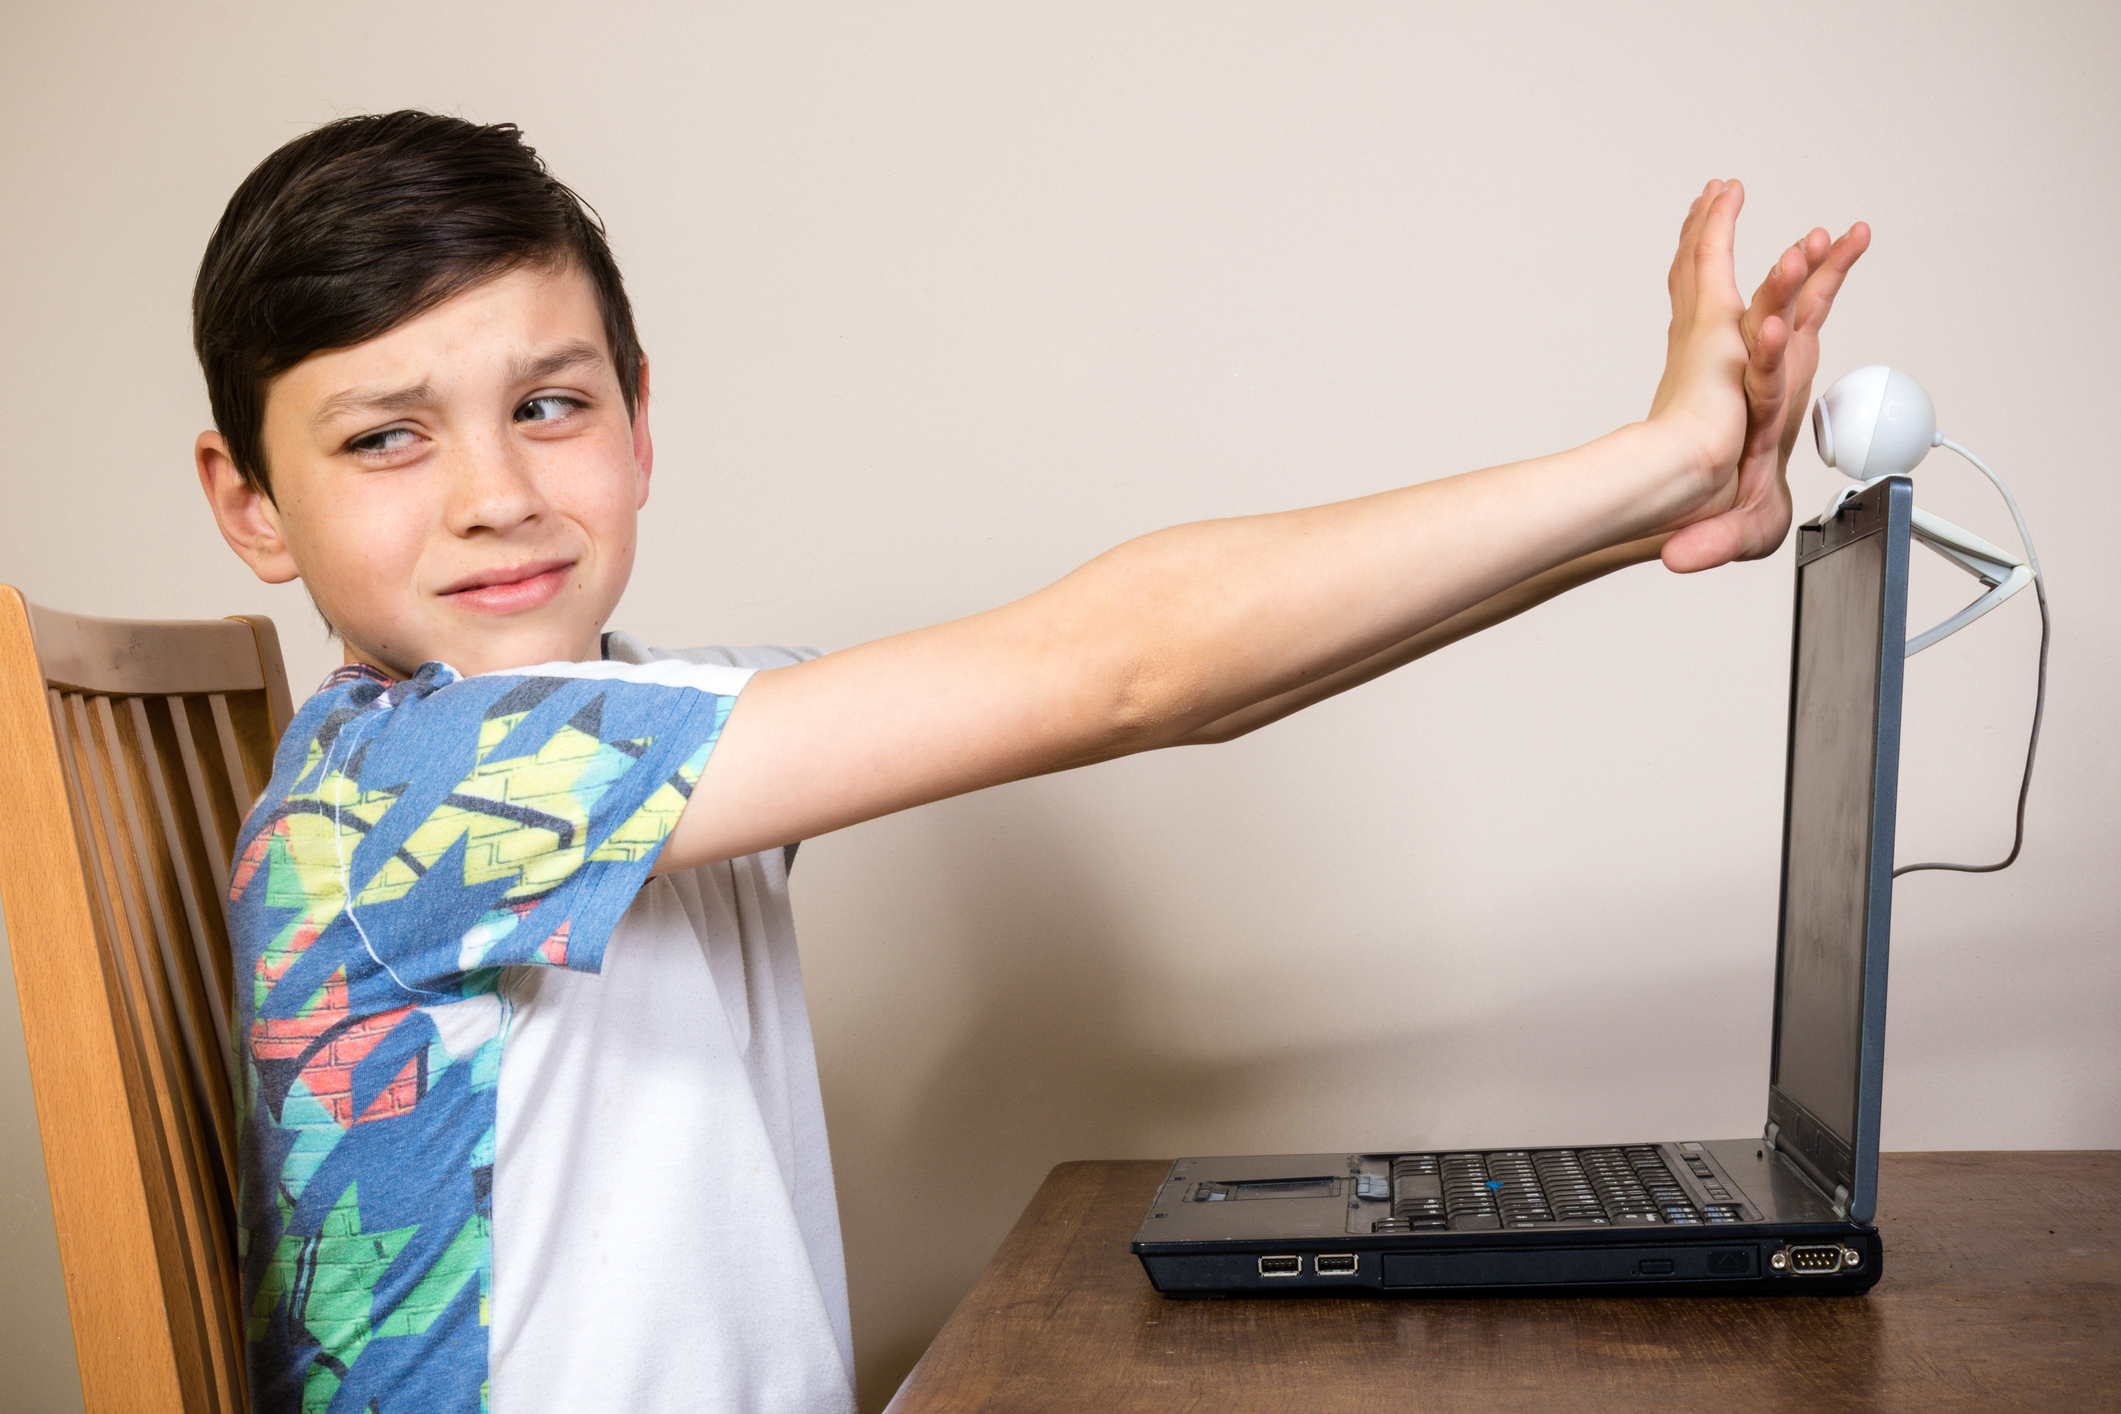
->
[1772,526,1887,1145]
[1768,479,1907,1222]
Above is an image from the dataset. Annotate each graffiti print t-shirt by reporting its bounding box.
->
[229,656,747,1413]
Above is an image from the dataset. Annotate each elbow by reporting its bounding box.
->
[1096,668,1192,757]
[1051,528,1242,756]
[1096,640,1240,755]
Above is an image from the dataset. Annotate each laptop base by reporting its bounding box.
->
[1131,1139,1882,1298]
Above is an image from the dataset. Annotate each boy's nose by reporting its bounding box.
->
[445,436,547,535]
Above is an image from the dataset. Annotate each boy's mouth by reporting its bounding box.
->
[440,559,574,613]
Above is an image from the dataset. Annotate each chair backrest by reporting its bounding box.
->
[0,585,293,1414]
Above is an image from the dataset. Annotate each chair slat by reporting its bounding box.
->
[77,695,222,1408]
[131,697,247,1412]
[62,693,163,1113]
[145,697,238,1065]
[107,696,245,1414]
[216,678,283,812]
[46,691,132,1029]
[60,694,199,1359]
[207,692,257,814]
[175,694,254,1414]
[101,699,223,1142]
[168,695,238,904]
[228,614,295,743]
[128,698,240,1179]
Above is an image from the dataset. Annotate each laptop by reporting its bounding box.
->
[1130,474,1914,1298]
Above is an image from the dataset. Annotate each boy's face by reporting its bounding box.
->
[197,263,651,679]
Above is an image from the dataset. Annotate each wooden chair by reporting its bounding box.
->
[0,585,293,1413]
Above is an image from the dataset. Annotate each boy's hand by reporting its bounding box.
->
[1647,180,1870,573]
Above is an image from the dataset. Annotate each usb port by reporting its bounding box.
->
[1258,1255,1302,1278]
[1314,1253,1359,1276]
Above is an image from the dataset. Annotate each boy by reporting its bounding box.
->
[193,111,1865,1413]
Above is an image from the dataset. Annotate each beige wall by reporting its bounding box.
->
[3,2,2116,1408]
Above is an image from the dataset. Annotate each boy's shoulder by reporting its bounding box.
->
[600,629,821,672]
[277,651,759,748]
[267,637,819,790]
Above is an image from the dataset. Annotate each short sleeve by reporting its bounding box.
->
[229,658,748,1021]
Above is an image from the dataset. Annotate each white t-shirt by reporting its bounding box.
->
[487,634,854,1413]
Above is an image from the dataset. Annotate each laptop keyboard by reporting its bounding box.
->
[1370,1147,1746,1233]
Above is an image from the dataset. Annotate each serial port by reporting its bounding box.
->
[1782,1244,1857,1274]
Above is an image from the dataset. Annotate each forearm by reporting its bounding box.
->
[1172,534,1671,746]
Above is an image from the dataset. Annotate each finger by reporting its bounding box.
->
[1741,313,1794,480]
[1799,225,1832,269]
[1776,229,1831,341]
[1741,243,1810,351]
[1790,222,1872,335]
[1678,179,1723,245]
[1746,312,1792,394]
[1668,180,1724,299]
[1691,180,1741,272]
[1689,180,1745,309]
[1774,227,1868,464]
[1777,223,1867,400]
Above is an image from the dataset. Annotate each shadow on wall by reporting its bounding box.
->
[821,801,1782,1412]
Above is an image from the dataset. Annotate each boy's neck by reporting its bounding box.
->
[340,632,611,682]
[343,644,409,682]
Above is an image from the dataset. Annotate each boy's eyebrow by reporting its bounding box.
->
[310,379,436,430]
[510,340,608,387]
[308,341,611,431]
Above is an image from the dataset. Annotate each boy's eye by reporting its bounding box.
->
[348,426,419,456]
[515,394,583,424]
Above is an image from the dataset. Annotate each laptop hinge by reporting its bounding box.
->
[1763,1123,1850,1219]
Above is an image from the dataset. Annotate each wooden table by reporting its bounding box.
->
[886,1152,2119,1413]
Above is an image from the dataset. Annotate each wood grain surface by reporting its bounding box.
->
[885,1152,2119,1413]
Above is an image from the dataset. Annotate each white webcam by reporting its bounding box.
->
[1811,364,1938,480]
[1808,366,2038,656]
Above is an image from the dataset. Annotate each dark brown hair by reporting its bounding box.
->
[192,111,643,496]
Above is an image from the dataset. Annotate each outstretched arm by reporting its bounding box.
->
[656,181,1867,871]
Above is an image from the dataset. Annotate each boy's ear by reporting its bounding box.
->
[196,431,300,585]
[631,356,653,508]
